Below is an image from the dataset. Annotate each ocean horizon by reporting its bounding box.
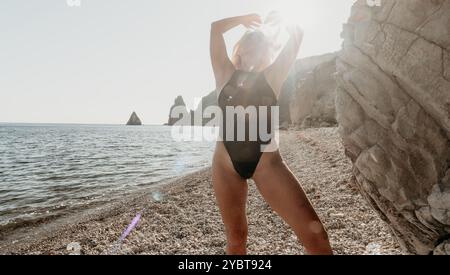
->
[0,122,166,126]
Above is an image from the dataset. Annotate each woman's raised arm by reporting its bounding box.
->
[210,14,262,87]
[265,25,303,97]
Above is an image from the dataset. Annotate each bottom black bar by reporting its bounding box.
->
[0,254,444,273]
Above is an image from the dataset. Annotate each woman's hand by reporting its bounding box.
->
[286,24,304,41]
[210,13,262,88]
[240,14,262,29]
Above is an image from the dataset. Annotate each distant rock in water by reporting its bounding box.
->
[167,93,218,126]
[336,0,450,255]
[126,112,142,126]
[168,96,190,126]
[193,91,218,126]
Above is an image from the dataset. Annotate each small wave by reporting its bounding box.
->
[0,212,63,234]
[13,160,32,164]
[38,171,139,182]
[150,153,177,158]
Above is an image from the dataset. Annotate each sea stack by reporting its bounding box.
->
[126,111,142,126]
[167,96,189,126]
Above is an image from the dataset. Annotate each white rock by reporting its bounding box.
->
[66,242,82,255]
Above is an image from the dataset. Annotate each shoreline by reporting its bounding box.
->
[0,128,403,255]
[0,168,210,253]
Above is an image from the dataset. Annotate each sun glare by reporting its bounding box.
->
[264,0,321,32]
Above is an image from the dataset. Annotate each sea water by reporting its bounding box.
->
[0,124,214,231]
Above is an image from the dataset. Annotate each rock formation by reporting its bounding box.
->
[126,111,142,126]
[336,0,450,254]
[279,53,338,128]
[194,91,218,126]
[167,92,218,126]
[167,96,190,126]
[287,54,338,128]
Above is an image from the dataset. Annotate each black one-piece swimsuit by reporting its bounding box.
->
[218,70,278,180]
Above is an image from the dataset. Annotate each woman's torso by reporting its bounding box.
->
[216,70,279,178]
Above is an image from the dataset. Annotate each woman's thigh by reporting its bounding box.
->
[252,152,328,246]
[212,142,248,234]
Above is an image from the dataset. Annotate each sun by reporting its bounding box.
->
[262,0,320,32]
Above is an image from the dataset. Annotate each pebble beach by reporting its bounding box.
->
[0,128,403,255]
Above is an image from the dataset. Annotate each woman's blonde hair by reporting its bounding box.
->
[231,30,281,70]
[231,11,285,71]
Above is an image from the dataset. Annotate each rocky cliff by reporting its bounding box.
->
[126,111,142,126]
[194,91,218,126]
[287,54,338,128]
[336,0,450,254]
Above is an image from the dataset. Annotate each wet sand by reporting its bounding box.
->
[0,128,403,255]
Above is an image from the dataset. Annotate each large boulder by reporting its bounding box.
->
[336,0,450,254]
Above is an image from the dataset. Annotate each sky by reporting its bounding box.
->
[0,0,355,125]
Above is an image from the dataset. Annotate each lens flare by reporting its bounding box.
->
[151,191,164,202]
[262,0,320,32]
[119,212,142,242]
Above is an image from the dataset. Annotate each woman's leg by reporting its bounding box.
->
[212,142,249,255]
[252,151,333,255]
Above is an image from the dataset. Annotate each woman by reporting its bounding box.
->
[210,13,333,255]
